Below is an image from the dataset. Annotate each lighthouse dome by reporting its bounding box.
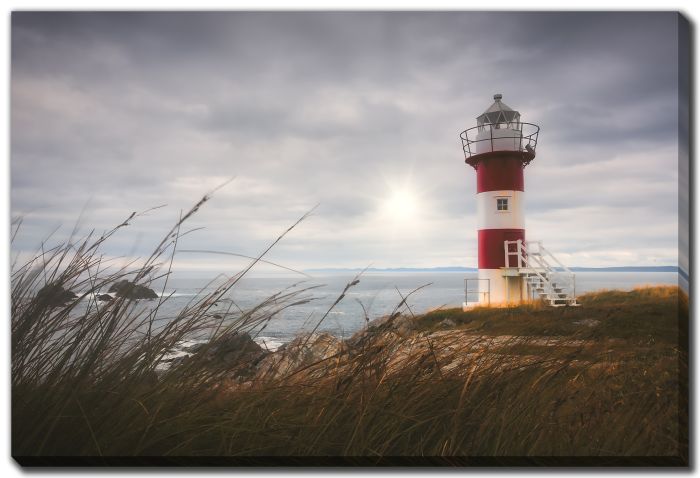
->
[477,94,521,128]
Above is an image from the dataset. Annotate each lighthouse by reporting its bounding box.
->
[460,94,578,308]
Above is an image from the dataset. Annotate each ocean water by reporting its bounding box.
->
[113,270,682,350]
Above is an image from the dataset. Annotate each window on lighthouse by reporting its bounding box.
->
[497,198,509,211]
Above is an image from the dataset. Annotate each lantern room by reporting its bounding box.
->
[476,93,521,129]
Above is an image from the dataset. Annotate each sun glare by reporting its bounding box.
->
[383,186,419,223]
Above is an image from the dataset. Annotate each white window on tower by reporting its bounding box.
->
[497,197,509,211]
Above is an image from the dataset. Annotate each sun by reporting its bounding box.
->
[382,186,420,223]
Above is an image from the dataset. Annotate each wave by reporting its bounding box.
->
[254,336,285,352]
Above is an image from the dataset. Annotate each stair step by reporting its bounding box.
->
[504,240,578,308]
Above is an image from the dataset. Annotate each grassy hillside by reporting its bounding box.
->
[421,286,684,343]
[11,204,687,465]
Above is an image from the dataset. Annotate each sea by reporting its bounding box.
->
[115,270,683,352]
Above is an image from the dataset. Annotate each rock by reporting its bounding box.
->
[285,332,341,359]
[97,293,114,302]
[181,332,268,380]
[35,284,78,307]
[169,356,188,368]
[256,332,341,380]
[366,314,393,331]
[439,318,457,329]
[363,313,418,336]
[217,332,264,355]
[346,313,412,348]
[108,280,158,300]
[182,342,205,353]
[393,315,418,336]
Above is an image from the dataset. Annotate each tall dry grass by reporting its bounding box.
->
[10,196,688,464]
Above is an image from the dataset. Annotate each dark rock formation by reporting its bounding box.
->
[180,332,268,381]
[35,284,78,307]
[108,280,158,300]
[97,294,114,302]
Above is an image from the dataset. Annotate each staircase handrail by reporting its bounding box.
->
[506,240,559,298]
[522,248,560,297]
[525,241,576,300]
[535,241,574,276]
[504,239,577,304]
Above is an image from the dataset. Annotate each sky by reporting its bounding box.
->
[10,11,683,272]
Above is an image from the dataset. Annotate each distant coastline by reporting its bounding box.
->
[305,266,681,274]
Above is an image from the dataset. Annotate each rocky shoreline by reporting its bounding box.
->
[162,309,617,390]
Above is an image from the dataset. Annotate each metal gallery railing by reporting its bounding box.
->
[459,122,540,163]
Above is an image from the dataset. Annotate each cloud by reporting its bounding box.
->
[11,11,682,270]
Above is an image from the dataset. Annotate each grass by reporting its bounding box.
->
[419,286,685,343]
[10,197,688,464]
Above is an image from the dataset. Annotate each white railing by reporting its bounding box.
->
[464,278,490,307]
[504,240,554,298]
[525,241,576,299]
[504,239,526,268]
[503,239,577,305]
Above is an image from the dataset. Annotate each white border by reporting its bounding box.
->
[2,3,696,476]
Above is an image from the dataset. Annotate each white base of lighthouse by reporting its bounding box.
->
[463,269,528,310]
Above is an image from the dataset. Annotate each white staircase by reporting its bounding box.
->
[504,240,579,307]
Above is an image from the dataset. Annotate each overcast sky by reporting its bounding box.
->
[10,12,682,272]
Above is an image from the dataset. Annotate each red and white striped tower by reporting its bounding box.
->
[460,94,539,306]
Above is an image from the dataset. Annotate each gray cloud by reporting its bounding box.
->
[11,11,683,270]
